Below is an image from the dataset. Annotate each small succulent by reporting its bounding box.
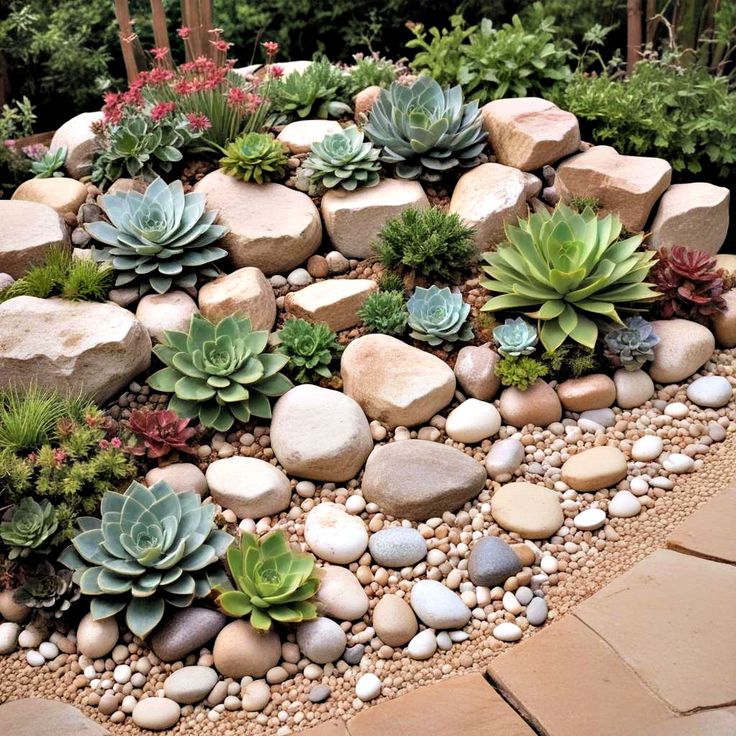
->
[604,316,660,371]
[126,409,197,459]
[358,291,408,336]
[30,146,66,178]
[276,319,343,384]
[216,531,320,631]
[493,317,538,357]
[86,177,228,295]
[494,356,549,391]
[303,126,381,191]
[0,499,58,560]
[219,132,289,184]
[60,480,233,638]
[407,285,473,349]
[148,314,293,432]
[651,245,727,324]
[364,77,486,181]
[13,561,81,618]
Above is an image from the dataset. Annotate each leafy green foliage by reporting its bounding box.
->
[540,344,599,380]
[60,480,233,638]
[377,271,405,294]
[493,317,538,357]
[0,97,35,197]
[567,195,601,213]
[407,285,473,348]
[494,355,549,390]
[148,314,293,432]
[276,318,343,384]
[219,132,289,184]
[343,53,400,97]
[216,531,319,631]
[30,146,66,178]
[358,291,408,336]
[373,208,475,282]
[86,178,228,296]
[0,498,58,560]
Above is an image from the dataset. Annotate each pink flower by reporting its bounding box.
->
[177,26,191,39]
[186,112,212,131]
[53,449,67,464]
[98,439,110,450]
[151,46,170,61]
[111,437,122,449]
[148,67,175,84]
[210,39,232,53]
[3,139,15,149]
[151,101,176,122]
[262,41,279,57]
[226,87,248,107]
[22,143,48,161]
[269,64,284,79]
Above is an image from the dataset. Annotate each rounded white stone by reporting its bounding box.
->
[76,613,119,659]
[664,402,689,419]
[573,508,607,531]
[608,490,642,518]
[304,502,369,564]
[502,591,523,615]
[540,556,558,575]
[436,631,453,651]
[445,399,502,444]
[492,622,522,642]
[0,622,21,655]
[114,664,132,684]
[242,679,271,712]
[17,627,42,649]
[409,580,472,630]
[355,673,382,702]
[663,453,695,473]
[26,650,45,666]
[686,375,732,408]
[631,435,663,462]
[38,641,58,660]
[407,629,437,660]
[629,477,649,496]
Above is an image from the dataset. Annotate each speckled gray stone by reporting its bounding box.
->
[308,684,332,703]
[467,536,523,588]
[343,644,365,665]
[368,527,427,568]
[150,608,227,662]
[527,596,549,626]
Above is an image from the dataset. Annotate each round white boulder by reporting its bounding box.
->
[686,375,732,408]
[304,502,369,564]
[445,398,502,444]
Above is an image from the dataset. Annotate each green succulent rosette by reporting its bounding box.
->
[0,498,58,560]
[407,284,473,348]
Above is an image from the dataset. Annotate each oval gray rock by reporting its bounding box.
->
[163,666,218,705]
[150,608,227,663]
[467,536,522,587]
[527,596,549,626]
[410,580,471,630]
[368,528,427,568]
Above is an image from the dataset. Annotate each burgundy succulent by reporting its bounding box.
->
[127,409,197,459]
[651,245,727,324]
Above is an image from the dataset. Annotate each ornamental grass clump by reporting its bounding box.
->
[148,314,292,432]
[219,132,289,184]
[358,291,408,337]
[86,177,228,296]
[276,319,343,384]
[216,531,320,631]
[407,285,473,349]
[60,480,233,638]
[481,204,659,352]
[603,316,659,371]
[364,76,486,181]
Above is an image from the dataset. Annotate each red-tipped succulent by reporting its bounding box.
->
[651,245,727,324]
[127,409,197,459]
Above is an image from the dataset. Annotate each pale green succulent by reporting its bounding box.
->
[85,177,228,295]
[0,498,58,560]
[304,125,381,191]
[493,317,538,357]
[407,285,473,348]
[216,531,320,631]
[364,77,486,181]
[59,480,233,638]
[481,204,659,352]
[30,147,66,178]
[603,315,659,371]
[219,132,289,184]
[148,314,293,432]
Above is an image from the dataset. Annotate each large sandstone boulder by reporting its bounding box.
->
[649,319,715,384]
[195,172,321,274]
[197,267,276,331]
[284,278,377,332]
[0,296,151,402]
[362,440,487,520]
[481,97,580,171]
[277,120,342,154]
[713,290,736,348]
[12,177,88,214]
[321,178,429,259]
[649,182,729,255]
[270,385,373,482]
[49,111,103,179]
[0,200,69,278]
[449,163,531,253]
[556,145,671,232]
[453,344,501,401]
[341,334,455,428]
[135,291,199,343]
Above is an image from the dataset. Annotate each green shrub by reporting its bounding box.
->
[219,132,289,183]
[494,355,549,390]
[276,318,343,383]
[343,53,400,97]
[377,271,405,294]
[358,291,408,336]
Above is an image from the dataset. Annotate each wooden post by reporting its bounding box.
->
[150,0,170,53]
[114,0,140,83]
[627,0,643,73]
[199,0,214,58]
[645,0,658,45]
[181,0,198,60]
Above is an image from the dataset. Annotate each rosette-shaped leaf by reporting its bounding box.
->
[30,147,66,178]
[304,126,381,191]
[13,561,81,618]
[481,204,659,352]
[59,480,233,638]
[0,499,58,560]
[364,77,486,181]
[603,316,659,371]
[216,531,320,631]
[85,177,228,296]
[493,317,538,357]
[127,409,197,459]
[276,318,343,384]
[220,132,289,184]
[148,314,293,432]
[407,285,473,348]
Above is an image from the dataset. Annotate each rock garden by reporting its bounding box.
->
[0,3,734,735]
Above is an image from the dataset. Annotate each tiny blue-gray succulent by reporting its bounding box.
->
[407,285,473,349]
[603,316,660,371]
[493,317,538,357]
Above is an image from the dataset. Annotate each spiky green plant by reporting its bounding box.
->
[216,531,320,631]
[364,77,486,181]
[377,271,405,294]
[407,285,473,348]
[494,356,549,391]
[148,314,293,432]
[60,480,233,638]
[0,498,58,560]
[276,319,343,384]
[480,204,659,352]
[85,177,228,296]
[493,317,538,357]
[303,126,381,191]
[30,146,66,178]
[358,291,408,336]
[219,132,289,184]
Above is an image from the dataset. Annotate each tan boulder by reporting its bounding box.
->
[449,163,530,254]
[135,291,199,343]
[716,254,736,274]
[341,334,455,428]
[499,380,562,428]
[453,344,501,401]
[49,111,103,179]
[277,119,342,154]
[321,177,429,259]
[354,85,382,122]
[556,374,616,412]
[713,289,736,348]
[213,620,281,678]
[284,278,377,332]
[613,368,655,409]
[481,97,580,171]
[0,200,69,278]
[561,446,628,492]
[12,177,88,214]
[491,482,564,539]
[649,319,715,383]
[372,594,418,647]
[195,172,321,275]
[198,267,276,330]
[556,145,672,231]
[0,296,151,403]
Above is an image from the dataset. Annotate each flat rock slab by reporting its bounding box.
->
[0,296,151,403]
[50,111,103,179]
[362,440,487,520]
[666,483,736,563]
[0,699,109,736]
[277,119,343,154]
[556,145,671,232]
[560,446,628,492]
[195,171,321,275]
[12,177,88,214]
[491,482,563,539]
[481,97,580,171]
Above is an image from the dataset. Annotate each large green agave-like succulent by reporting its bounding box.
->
[364,76,486,181]
[86,177,228,295]
[481,204,659,352]
[216,531,320,631]
[148,314,293,432]
[59,480,232,638]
